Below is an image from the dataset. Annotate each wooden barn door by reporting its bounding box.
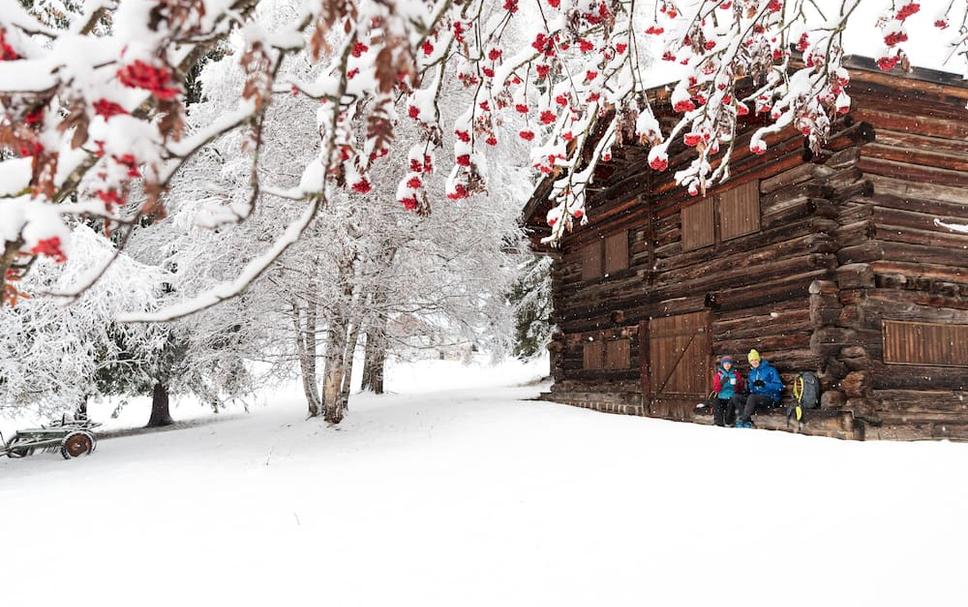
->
[642,311,711,419]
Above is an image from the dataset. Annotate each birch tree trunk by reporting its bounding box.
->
[292,298,321,417]
[339,319,363,411]
[361,245,394,395]
[322,255,355,424]
[361,316,388,394]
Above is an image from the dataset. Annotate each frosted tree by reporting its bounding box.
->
[510,254,554,360]
[0,224,165,416]
[3,0,966,313]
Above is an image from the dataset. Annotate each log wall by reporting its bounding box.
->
[539,68,968,442]
[823,81,968,440]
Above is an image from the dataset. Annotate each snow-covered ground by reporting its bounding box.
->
[2,356,967,606]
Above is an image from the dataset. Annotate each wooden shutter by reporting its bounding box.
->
[604,231,629,275]
[605,338,630,369]
[649,312,710,395]
[583,338,604,370]
[581,241,603,281]
[719,180,760,241]
[883,320,968,367]
[681,197,715,251]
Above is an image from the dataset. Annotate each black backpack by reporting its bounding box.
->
[797,372,820,409]
[788,372,820,423]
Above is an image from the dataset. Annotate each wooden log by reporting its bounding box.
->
[835,219,876,248]
[713,331,812,355]
[844,397,878,419]
[871,389,968,412]
[871,260,966,285]
[759,162,831,194]
[873,206,968,236]
[762,199,840,230]
[875,224,968,251]
[825,147,860,170]
[860,142,968,173]
[868,174,968,206]
[714,296,808,319]
[873,128,968,156]
[838,304,863,328]
[811,327,857,357]
[821,390,847,408]
[837,201,874,223]
[840,371,871,398]
[840,345,868,358]
[822,357,849,382]
[809,280,838,295]
[867,192,968,220]
[838,240,883,265]
[706,269,828,312]
[852,107,968,140]
[854,294,968,328]
[828,177,874,203]
[836,263,875,289]
[760,182,834,214]
[762,348,823,372]
[810,293,842,327]
[863,287,968,312]
[713,308,811,340]
[870,362,968,391]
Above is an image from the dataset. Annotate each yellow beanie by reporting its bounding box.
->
[748,349,761,363]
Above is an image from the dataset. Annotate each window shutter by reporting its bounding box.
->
[605,338,630,369]
[681,197,715,251]
[581,241,603,281]
[583,338,604,370]
[720,180,760,241]
[604,231,629,275]
[883,320,968,367]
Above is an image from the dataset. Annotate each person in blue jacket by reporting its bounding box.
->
[735,349,783,428]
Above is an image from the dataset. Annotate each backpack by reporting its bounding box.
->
[788,372,820,423]
[796,372,820,409]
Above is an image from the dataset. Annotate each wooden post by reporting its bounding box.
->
[638,319,651,404]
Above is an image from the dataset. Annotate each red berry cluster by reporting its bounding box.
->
[0,28,19,61]
[30,237,67,264]
[895,3,920,21]
[93,99,128,120]
[117,60,180,100]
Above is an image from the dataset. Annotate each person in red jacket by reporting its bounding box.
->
[711,355,745,427]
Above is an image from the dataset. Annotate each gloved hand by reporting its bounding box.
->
[753,379,765,388]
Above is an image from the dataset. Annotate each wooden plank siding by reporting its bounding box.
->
[883,320,968,367]
[720,180,761,240]
[681,197,715,251]
[581,241,603,281]
[582,339,604,370]
[604,231,630,275]
[606,338,631,369]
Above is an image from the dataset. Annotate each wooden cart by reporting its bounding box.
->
[1,414,100,460]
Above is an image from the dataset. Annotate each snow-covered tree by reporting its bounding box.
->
[0,224,165,416]
[510,254,553,360]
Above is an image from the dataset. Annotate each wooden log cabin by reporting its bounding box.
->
[523,57,968,441]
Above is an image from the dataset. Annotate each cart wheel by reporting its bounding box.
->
[61,432,94,459]
[5,436,32,458]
